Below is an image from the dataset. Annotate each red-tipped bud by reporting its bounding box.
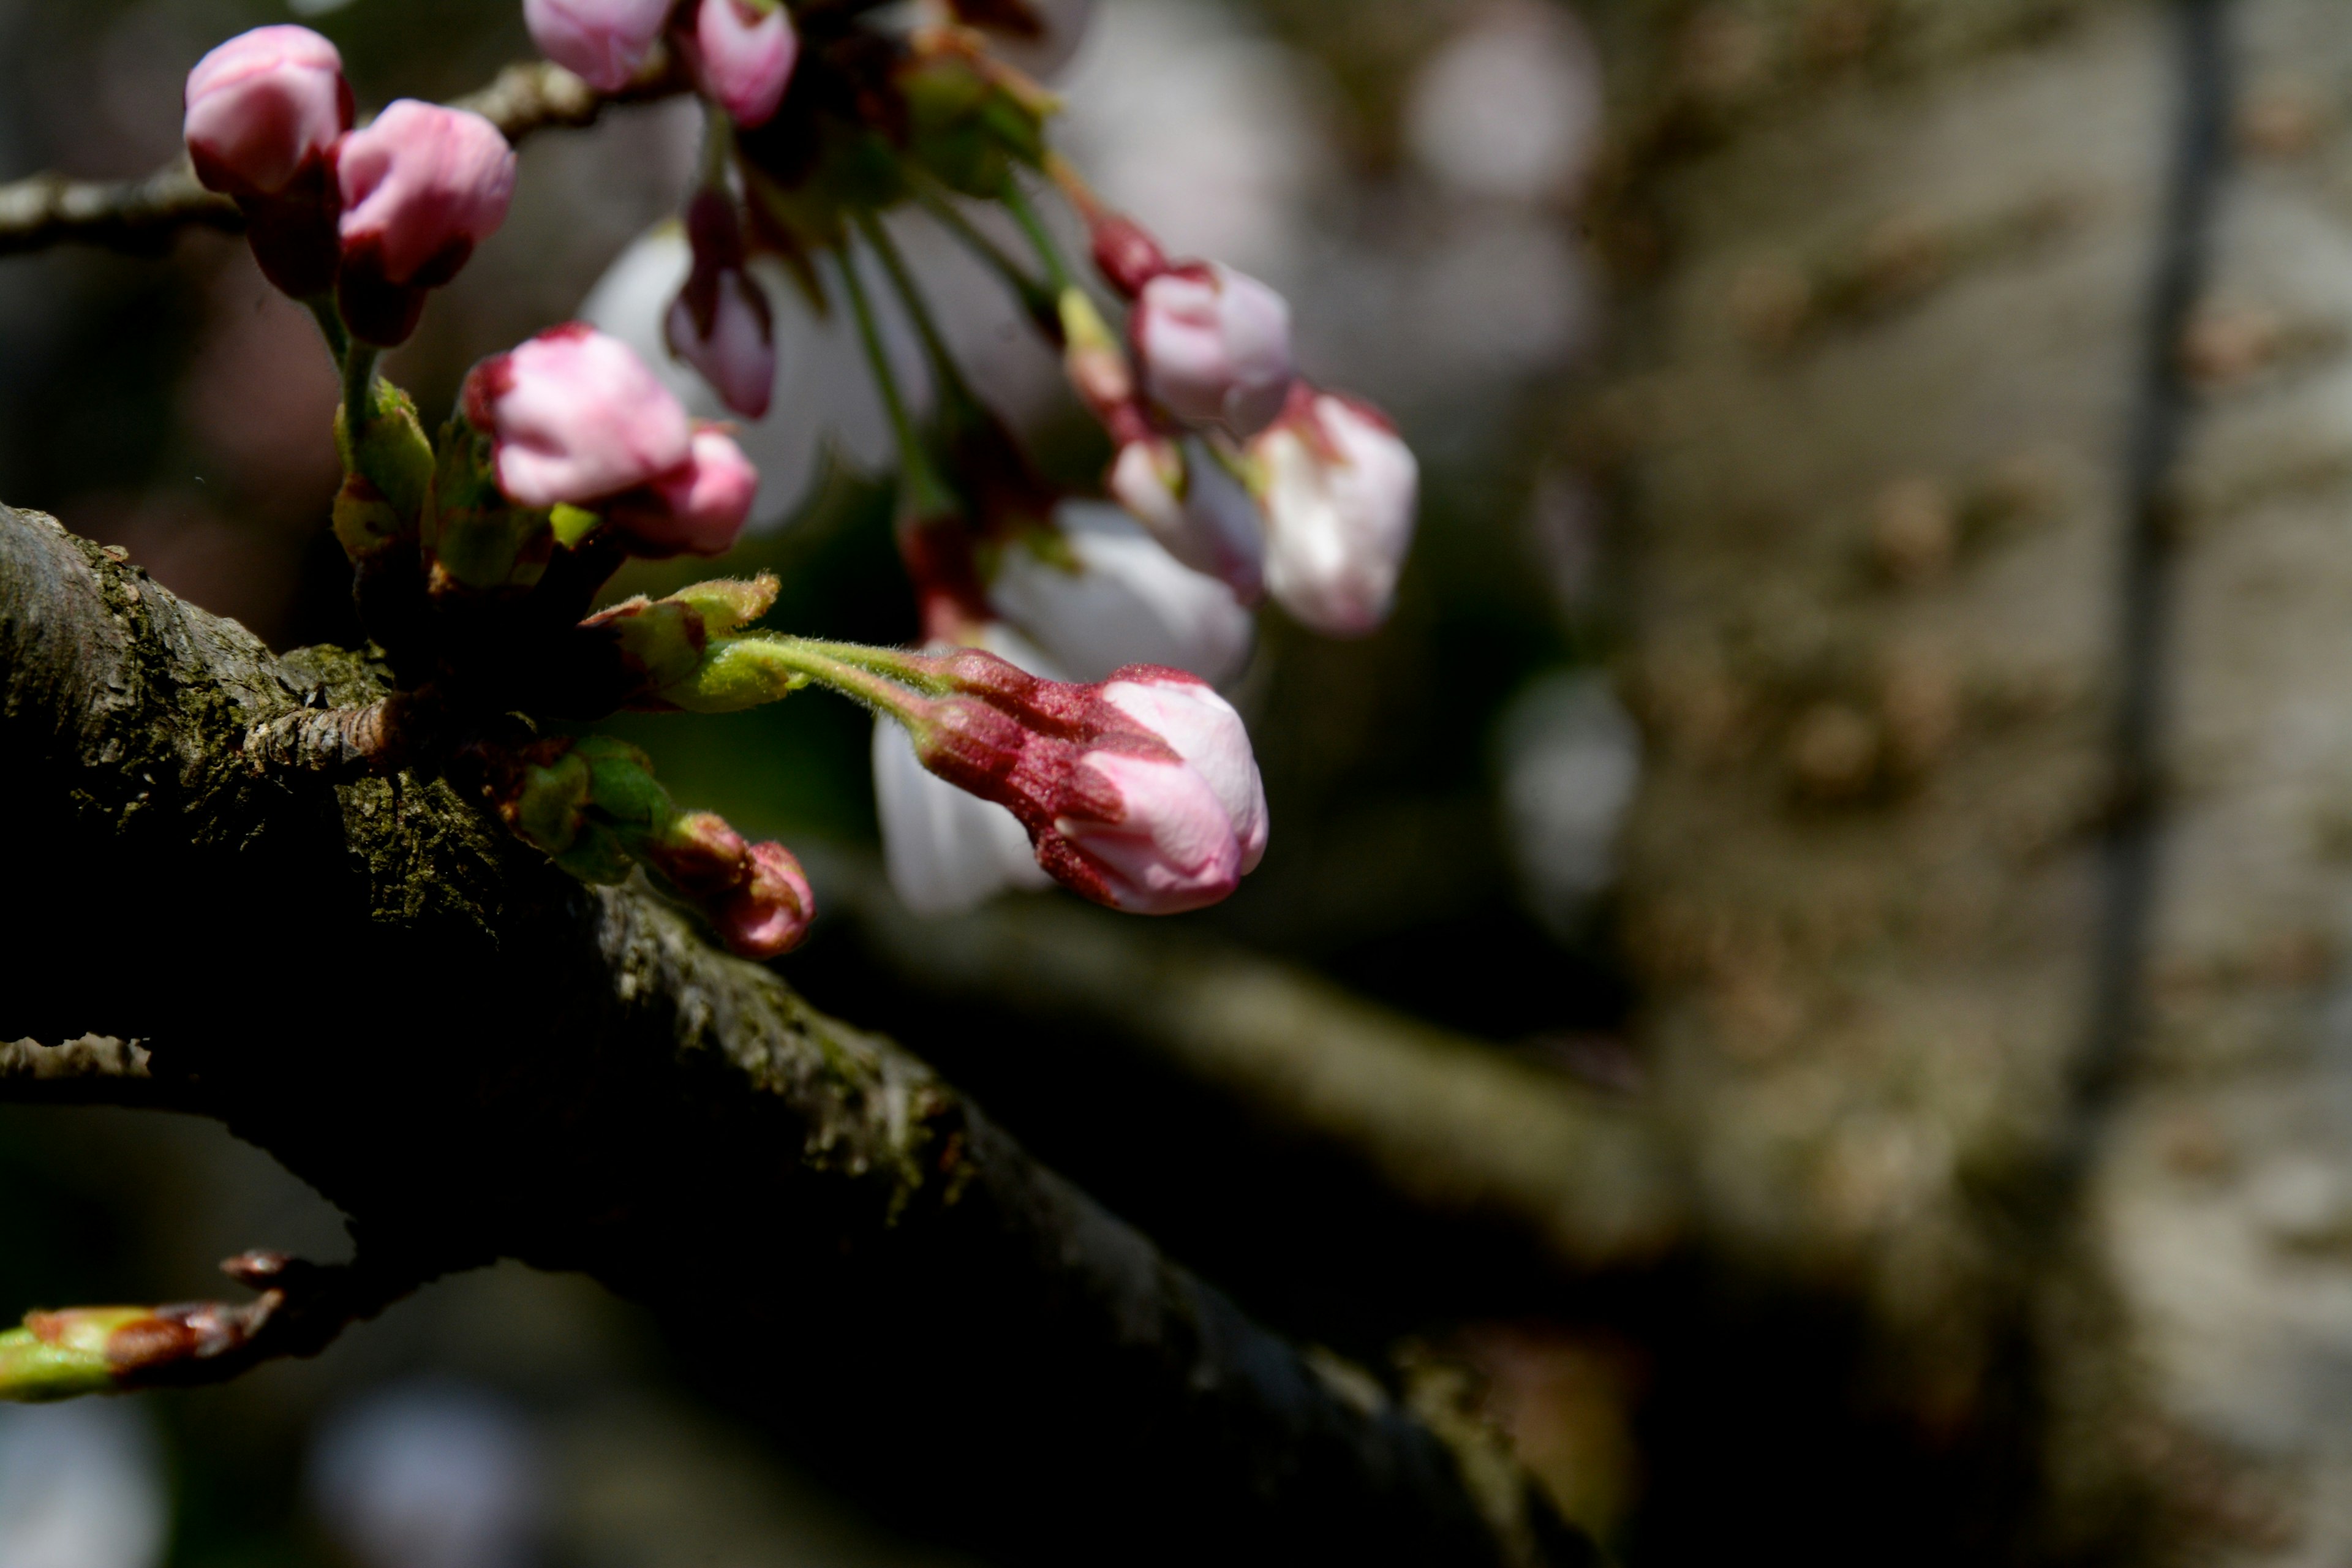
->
[1090,214,1169,298]
[184,25,352,297]
[608,426,758,557]
[719,840,814,957]
[666,192,777,418]
[334,101,517,345]
[464,323,695,507]
[1248,385,1419,636]
[1131,262,1295,439]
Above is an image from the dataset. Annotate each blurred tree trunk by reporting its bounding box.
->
[1597,0,2352,1557]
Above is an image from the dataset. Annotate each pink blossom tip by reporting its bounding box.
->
[1252,388,1419,636]
[184,26,352,199]
[465,323,695,508]
[682,0,799,128]
[1132,263,1296,439]
[666,192,777,418]
[719,840,814,957]
[335,102,516,344]
[523,0,676,92]
[609,426,760,557]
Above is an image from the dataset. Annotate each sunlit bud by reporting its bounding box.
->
[950,0,1099,81]
[990,502,1252,684]
[1132,263,1295,439]
[524,0,675,92]
[681,0,798,128]
[608,426,758,557]
[665,192,777,418]
[335,101,516,345]
[1251,386,1419,636]
[184,26,351,198]
[720,839,815,956]
[904,654,1268,914]
[184,26,352,296]
[1109,436,1265,602]
[463,323,694,507]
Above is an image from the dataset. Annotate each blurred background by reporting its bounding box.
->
[0,1,1636,1562]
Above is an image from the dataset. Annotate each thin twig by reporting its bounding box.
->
[0,61,684,260]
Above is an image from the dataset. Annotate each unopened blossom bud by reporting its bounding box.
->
[463,323,693,507]
[184,26,351,198]
[524,0,674,92]
[990,503,1252,684]
[905,654,1268,914]
[1132,263,1295,438]
[336,101,517,345]
[1109,435,1265,601]
[718,840,814,957]
[680,0,798,128]
[1088,213,1167,298]
[1251,386,1419,636]
[184,25,352,296]
[666,192,776,418]
[951,0,1099,81]
[608,426,758,557]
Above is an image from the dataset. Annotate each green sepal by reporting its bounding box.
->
[0,1311,140,1403]
[550,503,603,548]
[575,736,674,835]
[429,419,552,592]
[660,635,813,714]
[335,377,436,527]
[900,53,1047,197]
[600,598,709,691]
[665,573,779,637]
[511,748,593,856]
[331,473,405,562]
[549,822,636,886]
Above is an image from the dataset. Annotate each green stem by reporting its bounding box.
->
[853,209,977,409]
[742,635,949,714]
[341,344,381,446]
[304,295,349,363]
[1001,175,1079,295]
[698,100,735,188]
[907,173,1057,322]
[830,248,959,518]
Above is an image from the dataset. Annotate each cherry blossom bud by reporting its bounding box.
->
[335,101,517,345]
[463,323,694,507]
[1131,263,1294,439]
[1252,387,1419,636]
[184,26,353,297]
[183,26,351,198]
[1109,435,1265,602]
[903,653,1268,914]
[680,0,798,128]
[989,503,1252,684]
[665,192,776,418]
[524,0,674,92]
[1088,214,1167,299]
[952,0,1099,80]
[873,658,1055,919]
[608,426,759,557]
[720,840,815,957]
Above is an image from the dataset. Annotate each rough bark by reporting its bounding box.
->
[1597,0,2352,1558]
[0,503,1590,1568]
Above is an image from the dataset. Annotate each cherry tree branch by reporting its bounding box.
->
[0,61,682,260]
[0,503,1595,1568]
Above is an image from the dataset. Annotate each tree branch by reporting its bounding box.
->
[0,504,1596,1568]
[0,61,679,260]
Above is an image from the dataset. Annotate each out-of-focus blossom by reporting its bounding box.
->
[1251,386,1417,635]
[1131,263,1293,437]
[680,0,797,127]
[724,839,815,955]
[523,0,674,92]
[636,809,811,954]
[1496,671,1640,942]
[952,0,1100,81]
[0,1402,167,1568]
[873,626,1058,917]
[1109,435,1264,601]
[334,101,517,345]
[665,192,775,418]
[989,502,1252,684]
[463,323,693,507]
[1405,1,1602,204]
[309,1382,545,1568]
[608,424,758,556]
[183,26,350,198]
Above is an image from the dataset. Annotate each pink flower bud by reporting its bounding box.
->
[335,102,516,345]
[680,0,798,128]
[718,840,814,957]
[184,26,352,198]
[1131,262,1295,439]
[609,426,759,557]
[1090,214,1167,298]
[1251,388,1419,636]
[665,192,776,418]
[905,655,1268,914]
[524,0,675,92]
[464,323,695,507]
[1109,436,1264,602]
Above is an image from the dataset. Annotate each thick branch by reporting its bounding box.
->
[0,1035,161,1107]
[0,505,1593,1568]
[811,856,1684,1273]
[0,62,678,260]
